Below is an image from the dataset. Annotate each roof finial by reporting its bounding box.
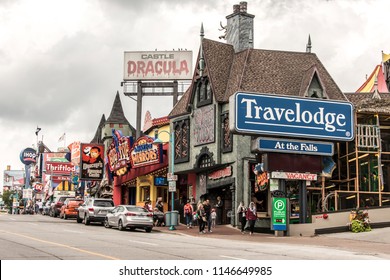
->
[199,23,205,76]
[306,34,312,53]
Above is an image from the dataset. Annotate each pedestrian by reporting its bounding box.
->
[155,197,164,213]
[246,202,257,235]
[144,200,153,212]
[237,201,247,234]
[183,199,194,228]
[215,196,223,224]
[211,208,217,228]
[203,199,212,233]
[197,203,206,234]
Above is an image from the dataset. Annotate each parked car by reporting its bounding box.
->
[50,196,75,217]
[104,205,154,232]
[77,198,114,225]
[59,198,84,219]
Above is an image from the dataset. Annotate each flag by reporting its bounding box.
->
[35,127,41,136]
[58,133,65,142]
[382,52,390,63]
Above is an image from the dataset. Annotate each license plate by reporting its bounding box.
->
[99,210,107,214]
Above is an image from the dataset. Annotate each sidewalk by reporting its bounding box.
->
[155,222,275,241]
[154,222,390,255]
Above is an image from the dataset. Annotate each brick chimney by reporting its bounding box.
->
[225,2,255,53]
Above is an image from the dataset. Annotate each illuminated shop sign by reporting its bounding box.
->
[130,136,163,168]
[46,162,76,175]
[20,147,37,165]
[107,130,132,176]
[271,172,317,181]
[230,92,354,141]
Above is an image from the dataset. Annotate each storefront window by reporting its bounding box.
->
[141,186,150,202]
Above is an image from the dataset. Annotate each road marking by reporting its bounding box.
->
[63,229,85,234]
[219,255,246,260]
[2,231,120,260]
[129,240,158,246]
[27,223,38,226]
[8,218,16,221]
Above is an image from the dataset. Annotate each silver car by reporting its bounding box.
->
[104,205,154,232]
[77,198,114,225]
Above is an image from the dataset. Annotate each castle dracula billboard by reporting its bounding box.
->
[124,51,192,80]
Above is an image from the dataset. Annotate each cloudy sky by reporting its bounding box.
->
[0,0,389,187]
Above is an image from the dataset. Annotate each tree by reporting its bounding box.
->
[1,190,15,209]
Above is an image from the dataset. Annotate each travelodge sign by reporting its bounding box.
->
[229,92,354,141]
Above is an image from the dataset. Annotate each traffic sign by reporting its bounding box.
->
[167,173,178,181]
[168,181,176,192]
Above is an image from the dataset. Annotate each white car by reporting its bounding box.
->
[104,205,154,232]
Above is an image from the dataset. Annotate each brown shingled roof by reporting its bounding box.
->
[170,38,346,117]
[345,92,390,113]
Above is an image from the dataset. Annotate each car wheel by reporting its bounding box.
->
[84,215,90,225]
[145,227,152,233]
[76,215,82,223]
[104,218,111,228]
[118,220,124,231]
[129,227,135,231]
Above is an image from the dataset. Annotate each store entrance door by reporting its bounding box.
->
[206,186,232,225]
[285,180,309,224]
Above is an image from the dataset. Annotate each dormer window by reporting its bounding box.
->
[307,74,326,99]
[196,77,212,107]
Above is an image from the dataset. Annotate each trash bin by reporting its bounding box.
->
[171,210,179,226]
[164,211,179,226]
[164,211,172,226]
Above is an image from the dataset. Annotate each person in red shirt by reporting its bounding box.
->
[246,202,257,235]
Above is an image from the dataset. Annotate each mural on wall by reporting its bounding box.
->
[193,105,215,146]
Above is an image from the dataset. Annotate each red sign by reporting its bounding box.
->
[208,166,232,180]
[46,162,75,175]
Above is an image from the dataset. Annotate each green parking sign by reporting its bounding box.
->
[272,197,287,231]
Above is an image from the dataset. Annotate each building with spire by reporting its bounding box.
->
[168,2,352,233]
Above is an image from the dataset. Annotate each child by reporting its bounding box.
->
[211,208,217,228]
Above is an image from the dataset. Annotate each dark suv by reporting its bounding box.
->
[50,196,75,217]
[77,198,114,225]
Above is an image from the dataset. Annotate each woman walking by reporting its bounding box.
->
[237,201,247,234]
[246,202,257,235]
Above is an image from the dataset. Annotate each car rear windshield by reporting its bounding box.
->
[94,200,114,207]
[125,206,148,212]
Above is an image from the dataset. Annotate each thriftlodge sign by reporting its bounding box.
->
[229,92,354,141]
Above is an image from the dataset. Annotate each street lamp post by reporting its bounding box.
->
[154,129,176,230]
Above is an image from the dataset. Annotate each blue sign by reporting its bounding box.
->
[256,137,334,156]
[230,92,354,141]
